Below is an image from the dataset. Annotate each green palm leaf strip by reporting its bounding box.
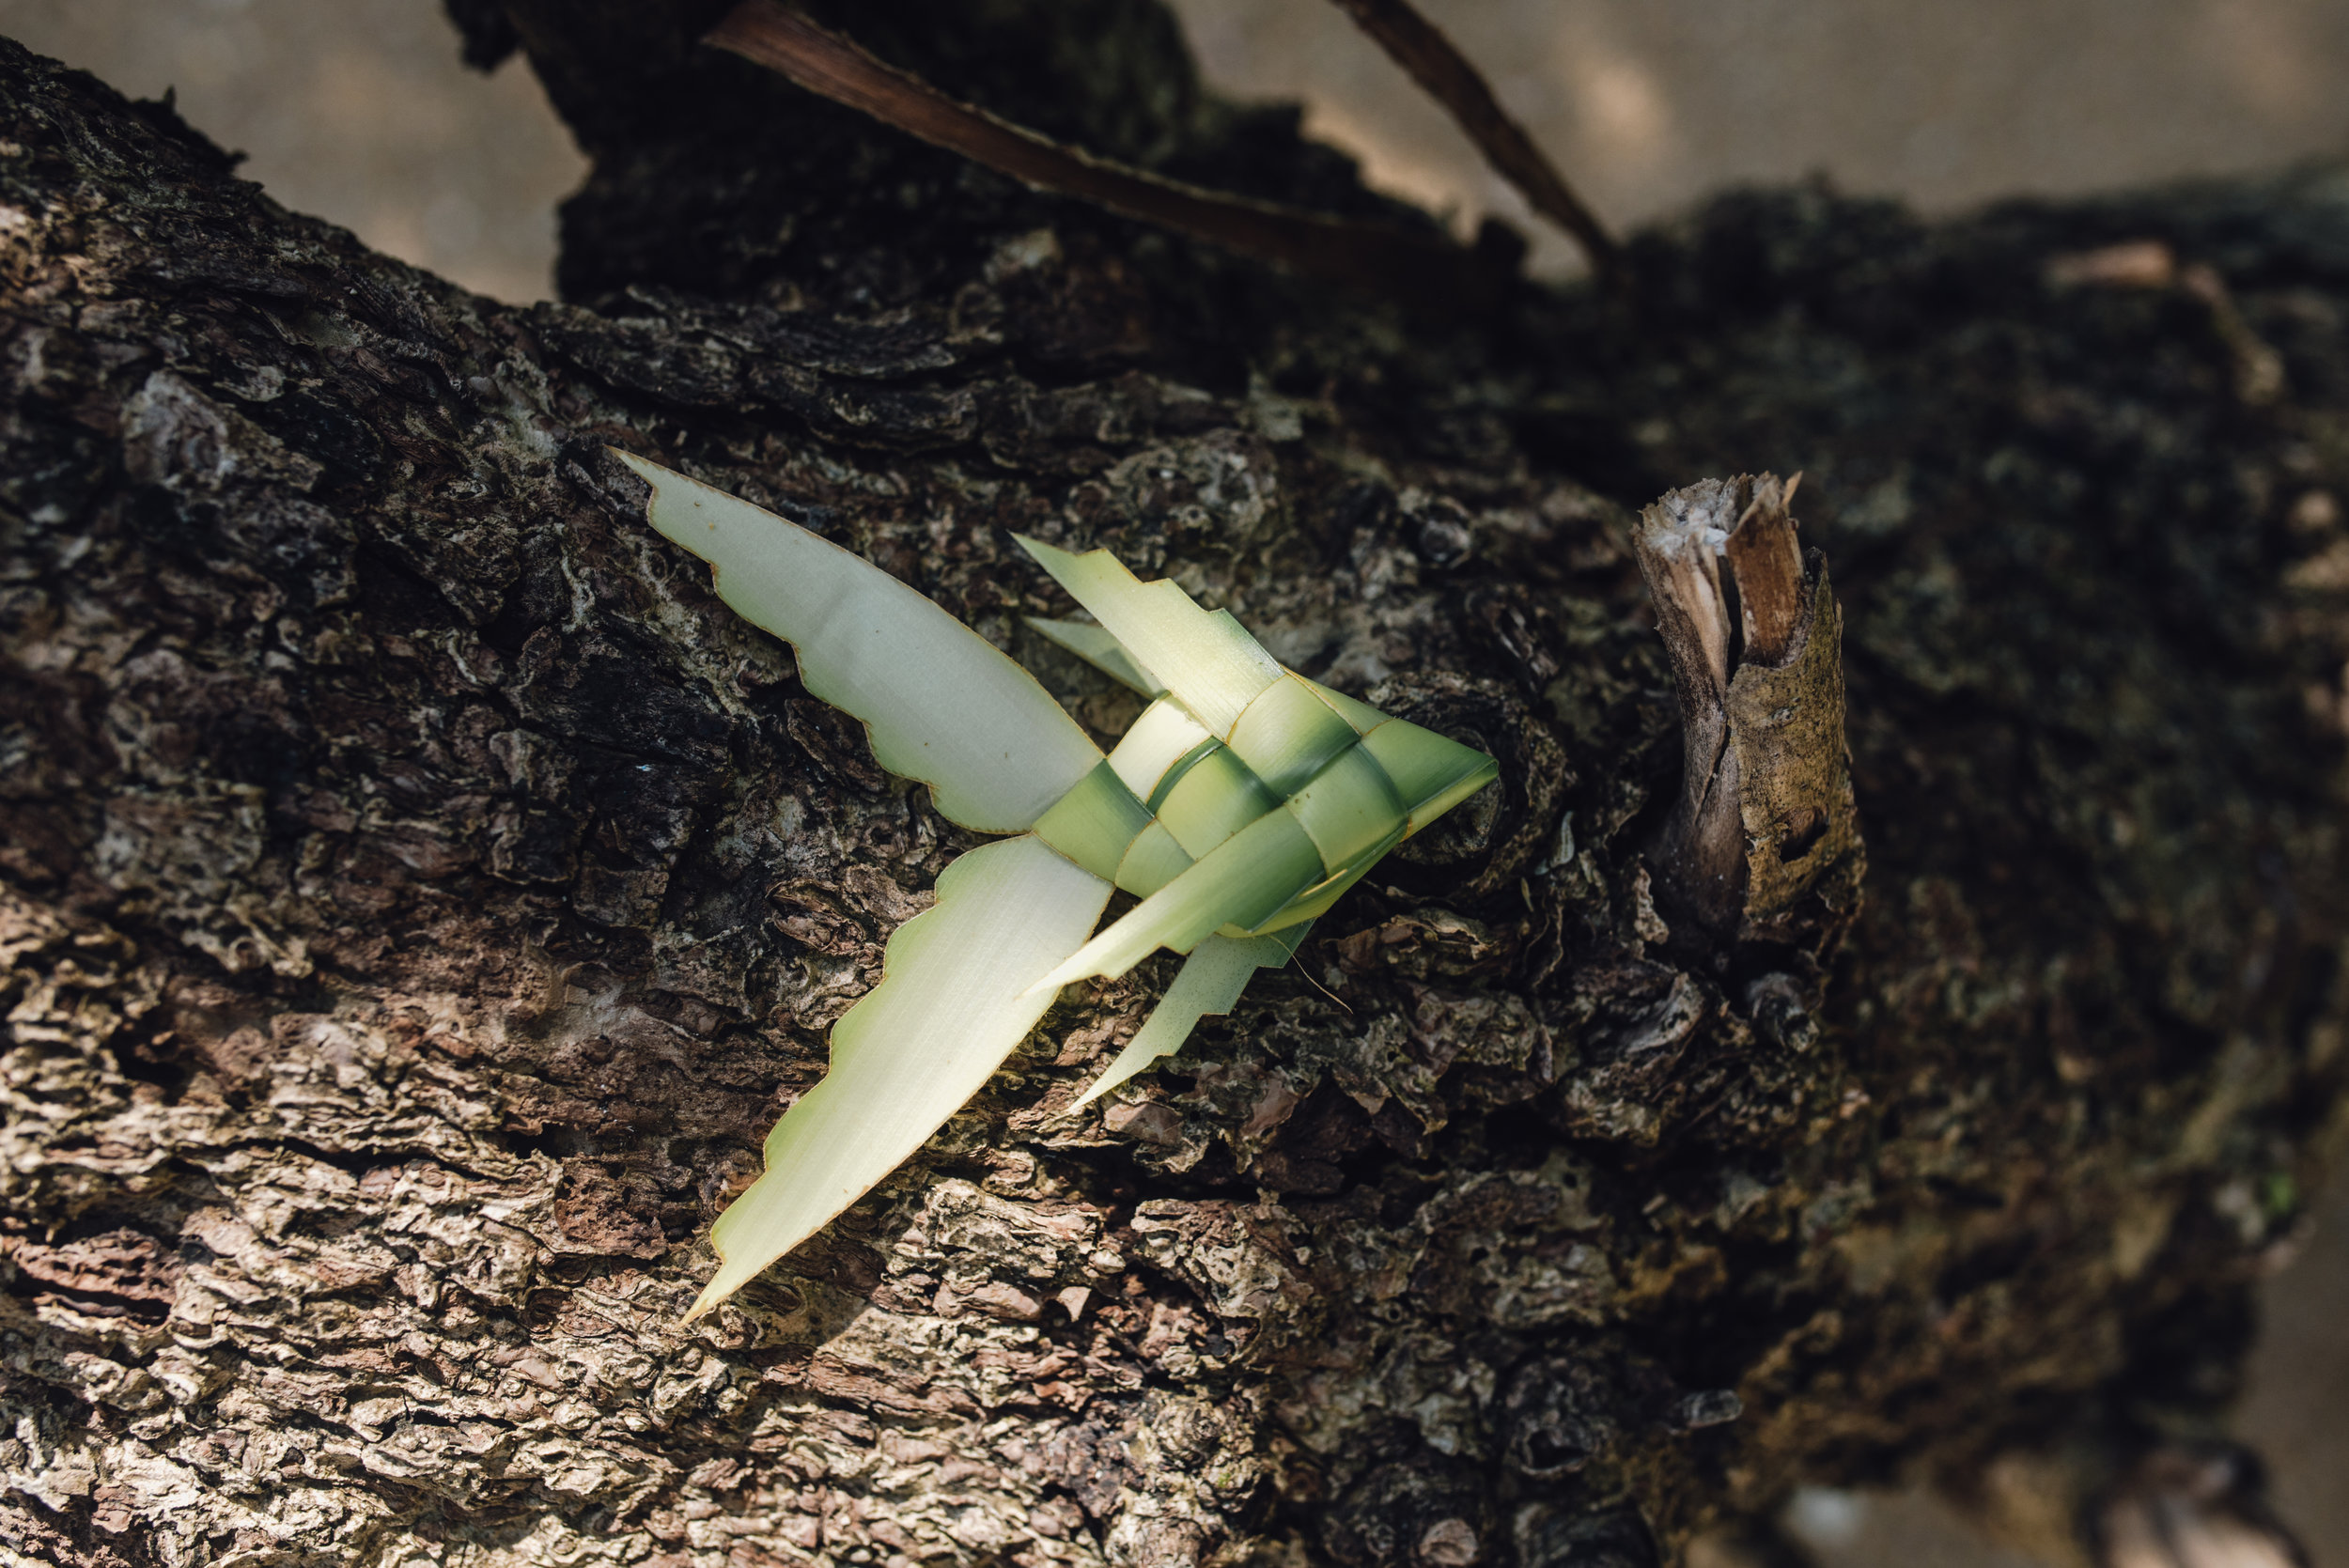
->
[616,452,1497,1320]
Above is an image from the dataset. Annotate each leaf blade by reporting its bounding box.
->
[685,834,1112,1319]
[1029,808,1324,989]
[1026,615,1161,694]
[1066,929,1304,1110]
[1359,717,1501,831]
[1226,674,1362,795]
[1106,698,1216,799]
[1014,536,1281,734]
[620,451,1101,832]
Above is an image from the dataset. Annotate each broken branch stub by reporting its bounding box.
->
[1633,475,1863,945]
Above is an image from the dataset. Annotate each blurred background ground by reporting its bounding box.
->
[1175,0,2349,278]
[0,1,2341,1561]
[0,0,581,303]
[11,0,2349,298]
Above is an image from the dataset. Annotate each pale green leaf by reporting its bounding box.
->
[619,451,1100,832]
[686,834,1111,1320]
[1252,826,1405,932]
[1226,675,1362,796]
[1031,761,1153,882]
[1407,761,1502,831]
[1106,698,1215,799]
[1030,808,1324,990]
[1066,928,1307,1110]
[1300,676,1389,736]
[1026,616,1160,695]
[1014,536,1281,734]
[1284,743,1408,866]
[1153,746,1279,857]
[624,455,1503,1322]
[1114,819,1192,896]
[1144,738,1220,810]
[1358,718,1501,831]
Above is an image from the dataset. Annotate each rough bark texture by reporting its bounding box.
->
[2,6,2346,1567]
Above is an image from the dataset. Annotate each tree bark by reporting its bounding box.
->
[2,8,2344,1567]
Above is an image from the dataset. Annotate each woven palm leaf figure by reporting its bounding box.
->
[615,453,1499,1320]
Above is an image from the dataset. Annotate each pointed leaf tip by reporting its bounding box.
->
[692,835,1111,1313]
[680,1281,726,1326]
[1031,808,1324,989]
[1064,931,1296,1110]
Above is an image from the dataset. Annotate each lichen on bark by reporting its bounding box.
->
[1,6,2345,1567]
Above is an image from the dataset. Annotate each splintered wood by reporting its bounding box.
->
[1633,474,1863,944]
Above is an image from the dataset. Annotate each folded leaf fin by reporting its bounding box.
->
[1358,717,1502,831]
[1066,929,1305,1110]
[1013,536,1281,734]
[1028,808,1323,991]
[1026,616,1162,695]
[618,451,1100,832]
[685,834,1111,1321]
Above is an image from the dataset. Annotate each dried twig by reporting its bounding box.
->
[1322,0,1621,282]
[708,0,1507,309]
